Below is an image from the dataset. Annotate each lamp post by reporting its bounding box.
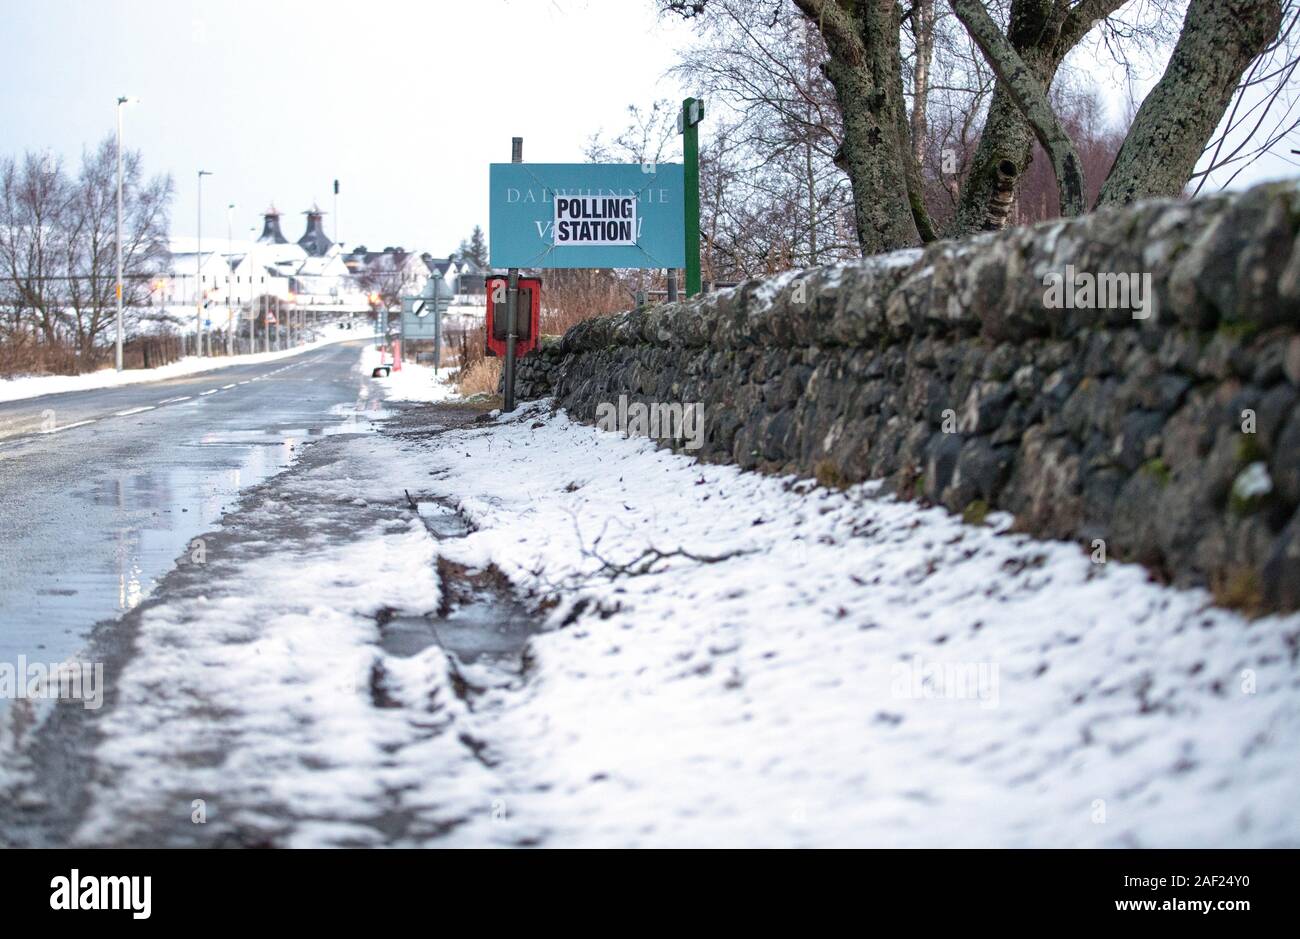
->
[196,169,213,356]
[114,96,137,371]
[248,225,257,354]
[226,202,235,356]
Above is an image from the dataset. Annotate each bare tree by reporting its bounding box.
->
[666,3,859,277]
[909,0,938,168]
[63,137,173,360]
[0,140,172,373]
[1015,80,1129,223]
[666,0,1287,254]
[0,152,72,348]
[585,100,681,166]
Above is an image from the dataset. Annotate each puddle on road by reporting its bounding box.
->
[0,404,387,697]
[378,501,542,672]
[0,437,299,674]
[416,501,475,539]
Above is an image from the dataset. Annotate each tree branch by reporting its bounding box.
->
[791,0,865,67]
[951,0,1087,218]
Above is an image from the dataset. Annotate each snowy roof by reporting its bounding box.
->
[297,254,349,277]
[168,251,230,276]
[424,255,457,276]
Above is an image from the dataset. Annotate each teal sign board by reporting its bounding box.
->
[489,163,684,269]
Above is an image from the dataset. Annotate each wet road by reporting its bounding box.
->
[0,339,380,674]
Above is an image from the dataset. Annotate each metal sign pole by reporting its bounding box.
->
[503,135,523,413]
[679,98,704,297]
[434,301,443,375]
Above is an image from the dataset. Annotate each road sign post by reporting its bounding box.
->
[504,136,523,413]
[433,299,443,373]
[678,97,704,297]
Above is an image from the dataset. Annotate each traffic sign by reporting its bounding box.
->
[400,276,453,340]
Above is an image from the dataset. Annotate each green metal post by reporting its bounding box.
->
[680,97,703,297]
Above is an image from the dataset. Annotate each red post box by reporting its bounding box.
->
[485,276,541,358]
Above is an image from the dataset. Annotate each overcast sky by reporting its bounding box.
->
[3,0,1295,260]
[0,0,694,255]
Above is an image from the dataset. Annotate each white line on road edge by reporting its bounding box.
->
[41,419,97,434]
[221,384,236,390]
[158,396,192,404]
[114,406,156,417]
[199,389,219,397]
[237,381,250,385]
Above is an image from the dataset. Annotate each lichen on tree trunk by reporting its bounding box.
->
[1097,0,1283,207]
[949,0,1126,237]
[795,0,922,254]
[951,0,1085,220]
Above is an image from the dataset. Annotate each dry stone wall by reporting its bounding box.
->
[515,182,1300,611]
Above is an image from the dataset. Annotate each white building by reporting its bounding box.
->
[344,245,433,298]
[161,206,371,328]
[159,204,470,330]
[158,250,232,306]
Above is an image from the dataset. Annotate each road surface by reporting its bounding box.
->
[0,339,380,675]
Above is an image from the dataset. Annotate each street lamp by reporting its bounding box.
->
[248,225,257,354]
[114,96,138,371]
[226,202,235,356]
[196,169,213,356]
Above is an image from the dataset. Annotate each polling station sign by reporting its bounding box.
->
[554,195,637,246]
[489,163,684,269]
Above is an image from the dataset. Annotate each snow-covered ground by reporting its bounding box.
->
[359,343,459,404]
[0,322,365,403]
[420,404,1300,847]
[57,371,1300,847]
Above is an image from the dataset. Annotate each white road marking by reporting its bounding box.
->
[41,419,97,434]
[158,396,192,404]
[237,380,250,385]
[221,383,236,390]
[199,389,219,396]
[114,406,156,417]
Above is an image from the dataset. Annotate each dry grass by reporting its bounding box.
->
[0,330,187,377]
[456,356,502,397]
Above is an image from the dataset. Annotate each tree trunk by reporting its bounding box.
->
[951,0,1086,219]
[1097,0,1282,207]
[950,0,1124,236]
[904,0,939,242]
[909,0,935,167]
[794,0,921,254]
